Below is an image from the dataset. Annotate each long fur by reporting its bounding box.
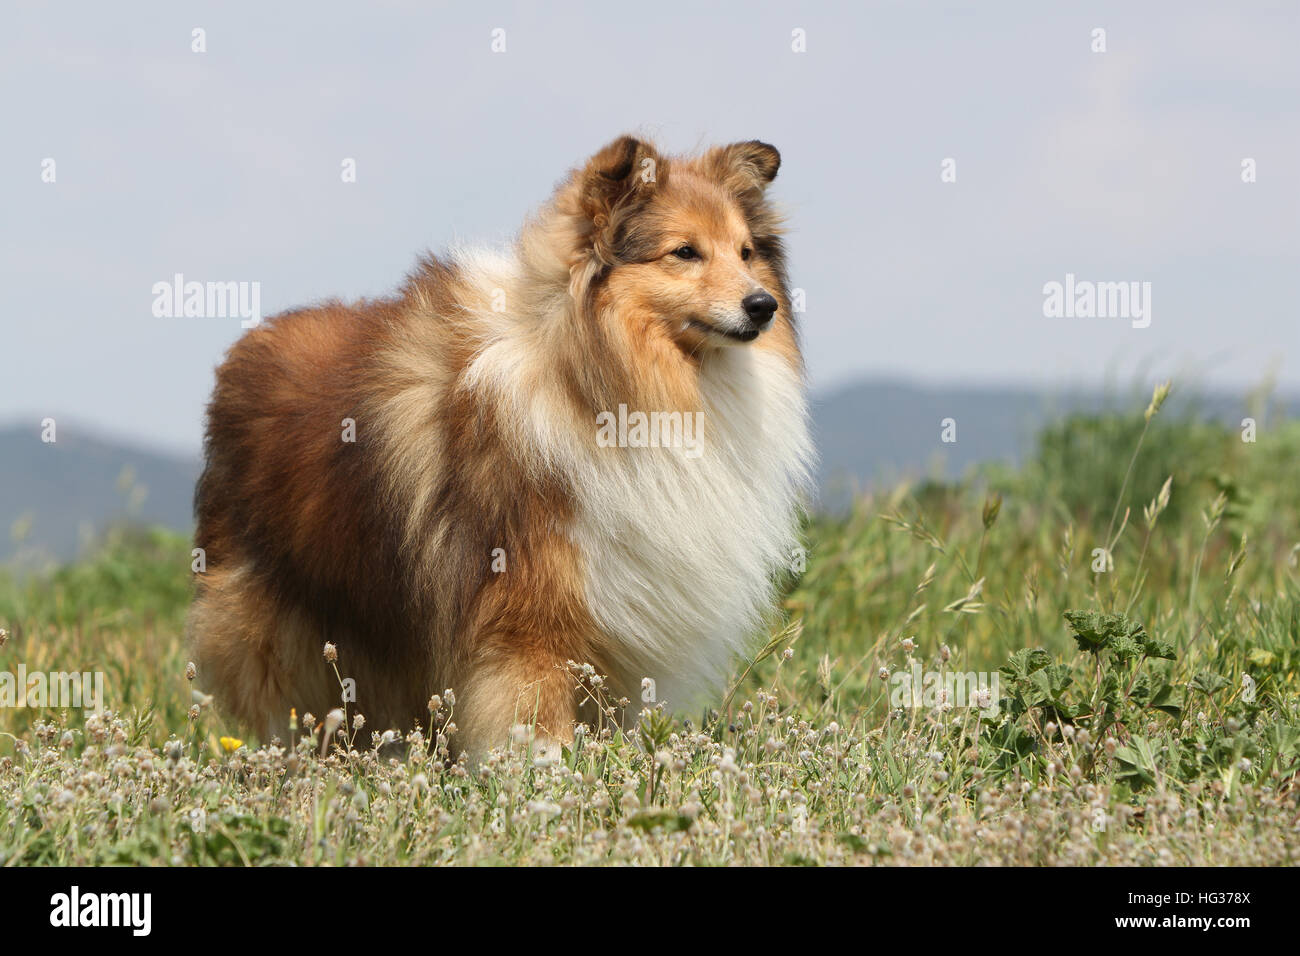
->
[189,135,814,760]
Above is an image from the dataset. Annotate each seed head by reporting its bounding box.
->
[981,493,1002,530]
[1144,380,1172,422]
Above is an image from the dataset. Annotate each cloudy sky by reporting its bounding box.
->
[3,1,1296,455]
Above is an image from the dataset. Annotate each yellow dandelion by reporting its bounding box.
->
[219,736,244,752]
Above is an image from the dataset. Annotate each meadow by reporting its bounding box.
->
[0,384,1297,866]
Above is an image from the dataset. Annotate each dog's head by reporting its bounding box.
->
[561,135,788,350]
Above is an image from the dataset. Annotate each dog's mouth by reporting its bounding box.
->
[685,319,760,343]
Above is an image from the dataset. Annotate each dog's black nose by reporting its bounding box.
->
[742,291,778,327]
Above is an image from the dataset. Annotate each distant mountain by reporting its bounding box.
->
[3,382,1295,562]
[806,379,1294,512]
[0,425,200,566]
[812,380,1297,510]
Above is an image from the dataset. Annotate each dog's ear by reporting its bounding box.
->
[577,135,664,227]
[701,140,780,205]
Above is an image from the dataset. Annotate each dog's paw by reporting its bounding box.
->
[511,724,565,767]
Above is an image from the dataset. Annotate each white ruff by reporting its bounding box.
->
[453,246,814,713]
[569,346,814,712]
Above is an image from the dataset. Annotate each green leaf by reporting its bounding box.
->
[1139,635,1177,661]
[1189,671,1231,696]
[1063,609,1149,657]
[624,808,692,833]
[1146,680,1183,718]
[1000,647,1054,684]
[1247,648,1277,669]
[1114,736,1160,789]
[837,832,869,853]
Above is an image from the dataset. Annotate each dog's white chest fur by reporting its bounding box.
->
[570,347,813,710]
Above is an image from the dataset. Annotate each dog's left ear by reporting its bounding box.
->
[701,141,781,203]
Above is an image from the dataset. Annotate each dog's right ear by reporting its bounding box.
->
[577,135,663,228]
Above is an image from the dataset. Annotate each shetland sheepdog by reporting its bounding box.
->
[189,135,813,760]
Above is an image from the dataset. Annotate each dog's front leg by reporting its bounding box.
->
[452,641,578,768]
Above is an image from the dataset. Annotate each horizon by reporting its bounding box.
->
[5,373,1296,463]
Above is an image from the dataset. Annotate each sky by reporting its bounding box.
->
[2,0,1297,456]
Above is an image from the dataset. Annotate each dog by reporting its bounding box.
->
[189,135,813,761]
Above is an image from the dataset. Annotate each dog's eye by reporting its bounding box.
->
[673,245,699,261]
[741,247,753,261]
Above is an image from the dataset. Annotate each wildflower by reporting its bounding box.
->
[528,800,561,817]
[322,708,345,741]
[718,748,740,775]
[185,661,197,681]
[323,642,338,663]
[901,637,915,654]
[219,736,243,753]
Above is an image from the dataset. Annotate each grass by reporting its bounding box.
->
[0,384,1297,865]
